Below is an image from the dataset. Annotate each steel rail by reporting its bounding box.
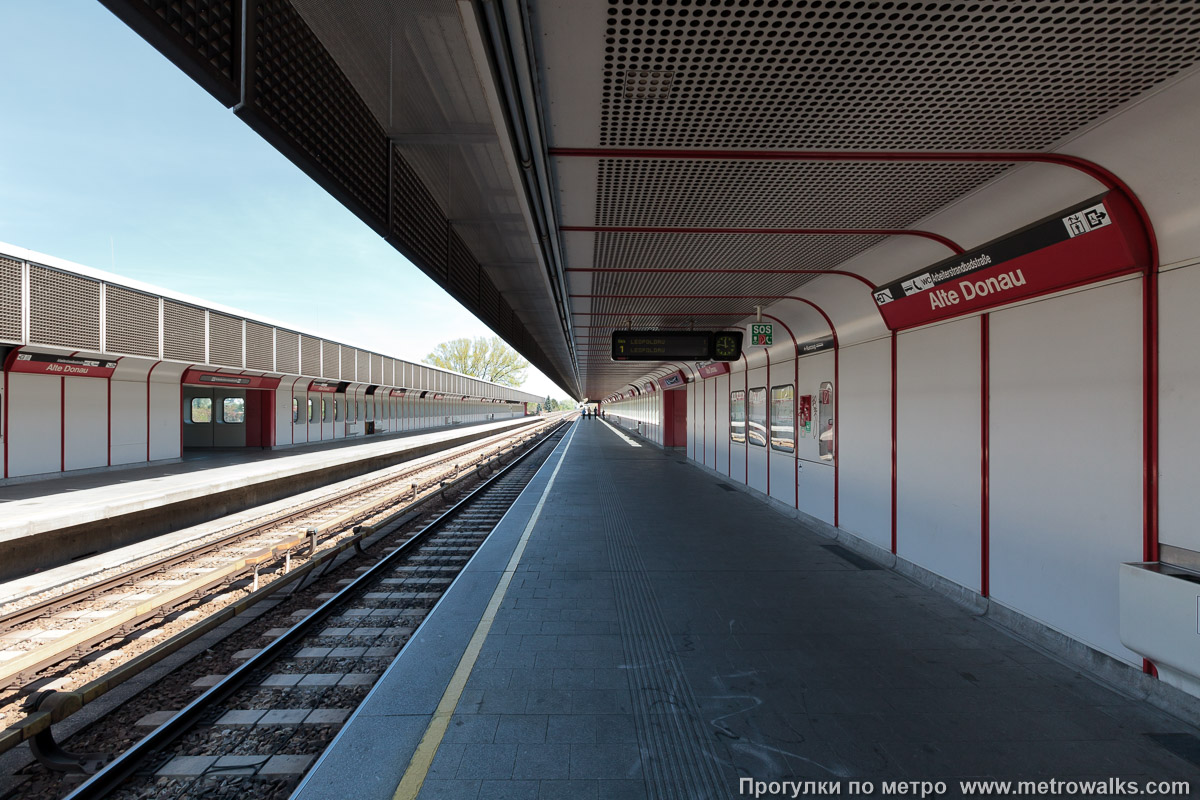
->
[0,420,542,633]
[0,420,562,761]
[61,417,574,799]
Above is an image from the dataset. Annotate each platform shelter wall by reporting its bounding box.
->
[599,67,1200,679]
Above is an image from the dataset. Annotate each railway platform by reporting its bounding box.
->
[0,416,539,590]
[294,419,1200,800]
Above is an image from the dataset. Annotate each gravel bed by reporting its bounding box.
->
[0,419,559,800]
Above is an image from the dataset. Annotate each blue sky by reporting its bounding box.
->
[0,2,565,400]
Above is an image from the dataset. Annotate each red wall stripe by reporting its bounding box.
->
[59,377,65,472]
[981,315,991,596]
[891,331,898,555]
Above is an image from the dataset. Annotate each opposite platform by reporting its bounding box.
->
[295,418,1200,800]
[0,416,538,583]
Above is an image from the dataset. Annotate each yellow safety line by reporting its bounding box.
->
[392,424,577,800]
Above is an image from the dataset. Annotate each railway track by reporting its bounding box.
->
[0,416,564,754]
[50,416,573,800]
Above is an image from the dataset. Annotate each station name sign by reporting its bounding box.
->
[182,369,281,389]
[696,361,731,379]
[872,192,1149,330]
[611,330,743,362]
[659,371,686,389]
[797,334,834,356]
[10,352,118,378]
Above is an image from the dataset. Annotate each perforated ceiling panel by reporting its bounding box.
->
[600,0,1200,150]
[596,160,1007,228]
[548,0,1200,398]
[595,232,883,272]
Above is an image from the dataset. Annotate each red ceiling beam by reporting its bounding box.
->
[565,266,879,290]
[554,144,1160,576]
[561,226,964,255]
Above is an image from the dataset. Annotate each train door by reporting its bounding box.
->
[662,387,687,448]
[182,386,216,448]
[181,383,270,448]
[307,391,322,441]
[322,392,335,440]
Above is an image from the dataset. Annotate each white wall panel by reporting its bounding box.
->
[1158,262,1200,554]
[715,374,729,475]
[8,373,60,477]
[839,337,893,550]
[702,378,716,468]
[276,384,295,445]
[110,379,146,465]
[768,358,796,505]
[896,318,981,589]
[691,383,700,460]
[64,377,107,471]
[149,378,180,460]
[604,393,663,445]
[729,365,748,484]
[989,279,1142,664]
[795,352,835,524]
[745,366,768,492]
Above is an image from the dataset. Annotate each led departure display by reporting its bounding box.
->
[610,330,743,362]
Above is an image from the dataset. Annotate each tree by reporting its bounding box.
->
[424,336,528,386]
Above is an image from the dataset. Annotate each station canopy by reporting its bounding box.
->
[102,0,1200,399]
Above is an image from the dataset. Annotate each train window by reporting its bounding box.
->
[190,397,213,424]
[308,398,315,423]
[333,397,340,421]
[222,397,245,424]
[322,399,329,423]
[730,390,746,443]
[818,381,835,462]
[747,387,767,447]
[770,385,795,453]
[292,398,299,423]
[355,400,362,422]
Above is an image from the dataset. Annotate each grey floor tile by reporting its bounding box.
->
[417,779,481,800]
[479,688,532,715]
[512,743,570,780]
[455,742,518,780]
[597,780,649,800]
[426,743,467,781]
[569,743,644,780]
[443,714,500,743]
[538,780,599,800]
[495,714,549,744]
[478,780,539,800]
[526,688,574,714]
